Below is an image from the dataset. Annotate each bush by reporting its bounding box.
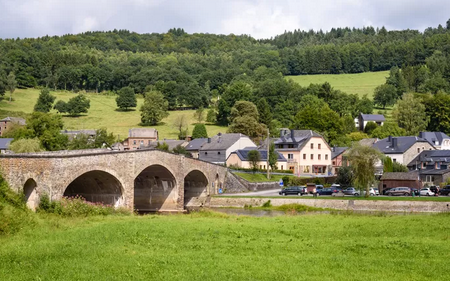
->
[262,200,272,208]
[284,176,337,186]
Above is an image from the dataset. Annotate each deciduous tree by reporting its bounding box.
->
[393,93,429,136]
[116,86,137,111]
[192,124,208,139]
[140,91,169,126]
[34,88,56,113]
[373,84,397,109]
[247,150,261,172]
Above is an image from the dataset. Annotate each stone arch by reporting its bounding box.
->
[184,170,209,207]
[134,164,177,212]
[23,178,38,211]
[63,170,124,207]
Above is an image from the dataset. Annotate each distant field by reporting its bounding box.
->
[286,71,389,98]
[0,89,227,140]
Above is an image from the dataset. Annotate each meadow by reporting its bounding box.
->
[0,89,227,140]
[0,211,449,281]
[286,70,389,99]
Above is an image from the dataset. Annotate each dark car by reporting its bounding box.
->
[385,187,411,196]
[343,187,362,196]
[317,188,334,195]
[279,186,306,196]
[430,185,440,195]
[441,185,450,196]
[410,188,420,196]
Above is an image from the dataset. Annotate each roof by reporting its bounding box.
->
[419,169,450,175]
[331,147,348,160]
[360,114,385,122]
[380,171,419,181]
[373,136,432,154]
[0,138,13,149]
[199,133,253,151]
[186,138,208,151]
[407,150,450,167]
[232,149,287,162]
[61,129,97,136]
[146,140,188,151]
[0,117,26,125]
[275,130,325,151]
[128,128,158,138]
[418,132,450,146]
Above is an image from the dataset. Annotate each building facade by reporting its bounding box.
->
[122,128,158,150]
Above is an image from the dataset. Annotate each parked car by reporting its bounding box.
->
[317,188,334,195]
[419,188,435,196]
[316,185,324,191]
[382,188,392,195]
[440,185,450,196]
[369,188,380,196]
[279,186,306,196]
[343,187,361,196]
[430,185,440,195]
[385,187,411,196]
[410,188,420,196]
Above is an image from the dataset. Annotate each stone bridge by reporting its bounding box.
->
[0,149,236,212]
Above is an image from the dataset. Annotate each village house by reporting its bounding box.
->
[60,129,97,140]
[198,133,256,165]
[357,113,385,131]
[0,117,26,136]
[417,132,450,150]
[331,147,348,175]
[0,138,13,153]
[226,148,288,170]
[274,130,332,176]
[185,138,208,159]
[122,128,158,150]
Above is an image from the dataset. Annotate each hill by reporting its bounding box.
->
[0,89,227,140]
[286,71,389,98]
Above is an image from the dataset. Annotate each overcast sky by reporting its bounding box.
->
[1,0,450,39]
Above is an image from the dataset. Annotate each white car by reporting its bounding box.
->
[420,188,435,196]
[369,188,380,196]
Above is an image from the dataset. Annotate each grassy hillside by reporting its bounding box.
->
[286,71,389,98]
[0,211,449,280]
[0,89,227,140]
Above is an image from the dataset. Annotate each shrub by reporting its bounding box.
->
[262,200,272,208]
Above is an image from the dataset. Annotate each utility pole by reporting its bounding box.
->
[267,128,270,180]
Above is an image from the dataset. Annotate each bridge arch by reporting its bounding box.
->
[23,178,38,210]
[184,170,209,207]
[63,170,124,207]
[134,164,177,212]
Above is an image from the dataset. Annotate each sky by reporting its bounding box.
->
[1,0,450,39]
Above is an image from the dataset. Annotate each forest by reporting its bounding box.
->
[1,21,450,147]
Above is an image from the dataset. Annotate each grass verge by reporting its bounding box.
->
[234,172,287,182]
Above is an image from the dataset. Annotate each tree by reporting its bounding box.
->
[335,166,353,187]
[6,71,16,102]
[392,161,408,172]
[206,109,217,124]
[172,144,192,157]
[228,101,265,137]
[193,107,205,123]
[268,142,278,171]
[155,141,169,152]
[423,92,450,133]
[247,150,261,172]
[346,144,383,197]
[9,138,43,153]
[393,93,429,136]
[371,122,406,139]
[54,100,68,114]
[373,84,397,109]
[173,114,188,140]
[66,94,90,116]
[140,91,169,126]
[116,86,137,111]
[364,121,378,135]
[34,88,56,113]
[257,98,273,126]
[192,124,208,139]
[357,95,374,115]
[383,156,393,173]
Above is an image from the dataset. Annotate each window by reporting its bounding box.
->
[133,140,136,145]
[417,148,420,153]
[311,154,314,160]
[288,144,294,148]
[325,154,328,160]
[205,152,208,155]
[310,143,314,149]
[263,165,266,169]
[318,154,321,160]
[289,166,295,172]
[318,144,321,149]
[218,152,221,155]
[303,154,306,160]
[288,154,294,160]
[332,161,336,166]
[281,165,284,170]
[260,165,262,169]
[304,166,310,173]
[393,158,396,162]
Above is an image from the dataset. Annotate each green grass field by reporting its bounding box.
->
[0,212,449,281]
[0,89,227,140]
[234,172,287,182]
[286,71,389,99]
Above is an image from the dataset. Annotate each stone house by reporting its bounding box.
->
[331,147,348,175]
[226,148,288,170]
[379,171,421,194]
[373,136,435,166]
[122,128,158,150]
[198,133,256,165]
[274,129,332,176]
[419,169,450,187]
[357,113,385,131]
[417,132,450,150]
[0,117,26,136]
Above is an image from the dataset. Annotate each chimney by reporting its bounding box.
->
[392,137,397,148]
[291,129,294,139]
[387,135,392,142]
[419,132,424,138]
[280,130,284,138]
[207,138,211,143]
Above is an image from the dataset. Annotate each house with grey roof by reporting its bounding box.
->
[417,132,450,150]
[331,147,349,175]
[198,133,256,165]
[373,135,435,166]
[122,128,158,150]
[185,138,208,158]
[0,117,26,136]
[146,140,188,152]
[357,113,385,131]
[274,129,332,176]
[60,129,97,140]
[227,148,288,170]
[0,138,13,153]
[407,150,450,171]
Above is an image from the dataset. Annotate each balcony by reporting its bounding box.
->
[287,159,297,163]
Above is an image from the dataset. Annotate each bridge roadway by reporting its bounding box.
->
[0,148,231,212]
